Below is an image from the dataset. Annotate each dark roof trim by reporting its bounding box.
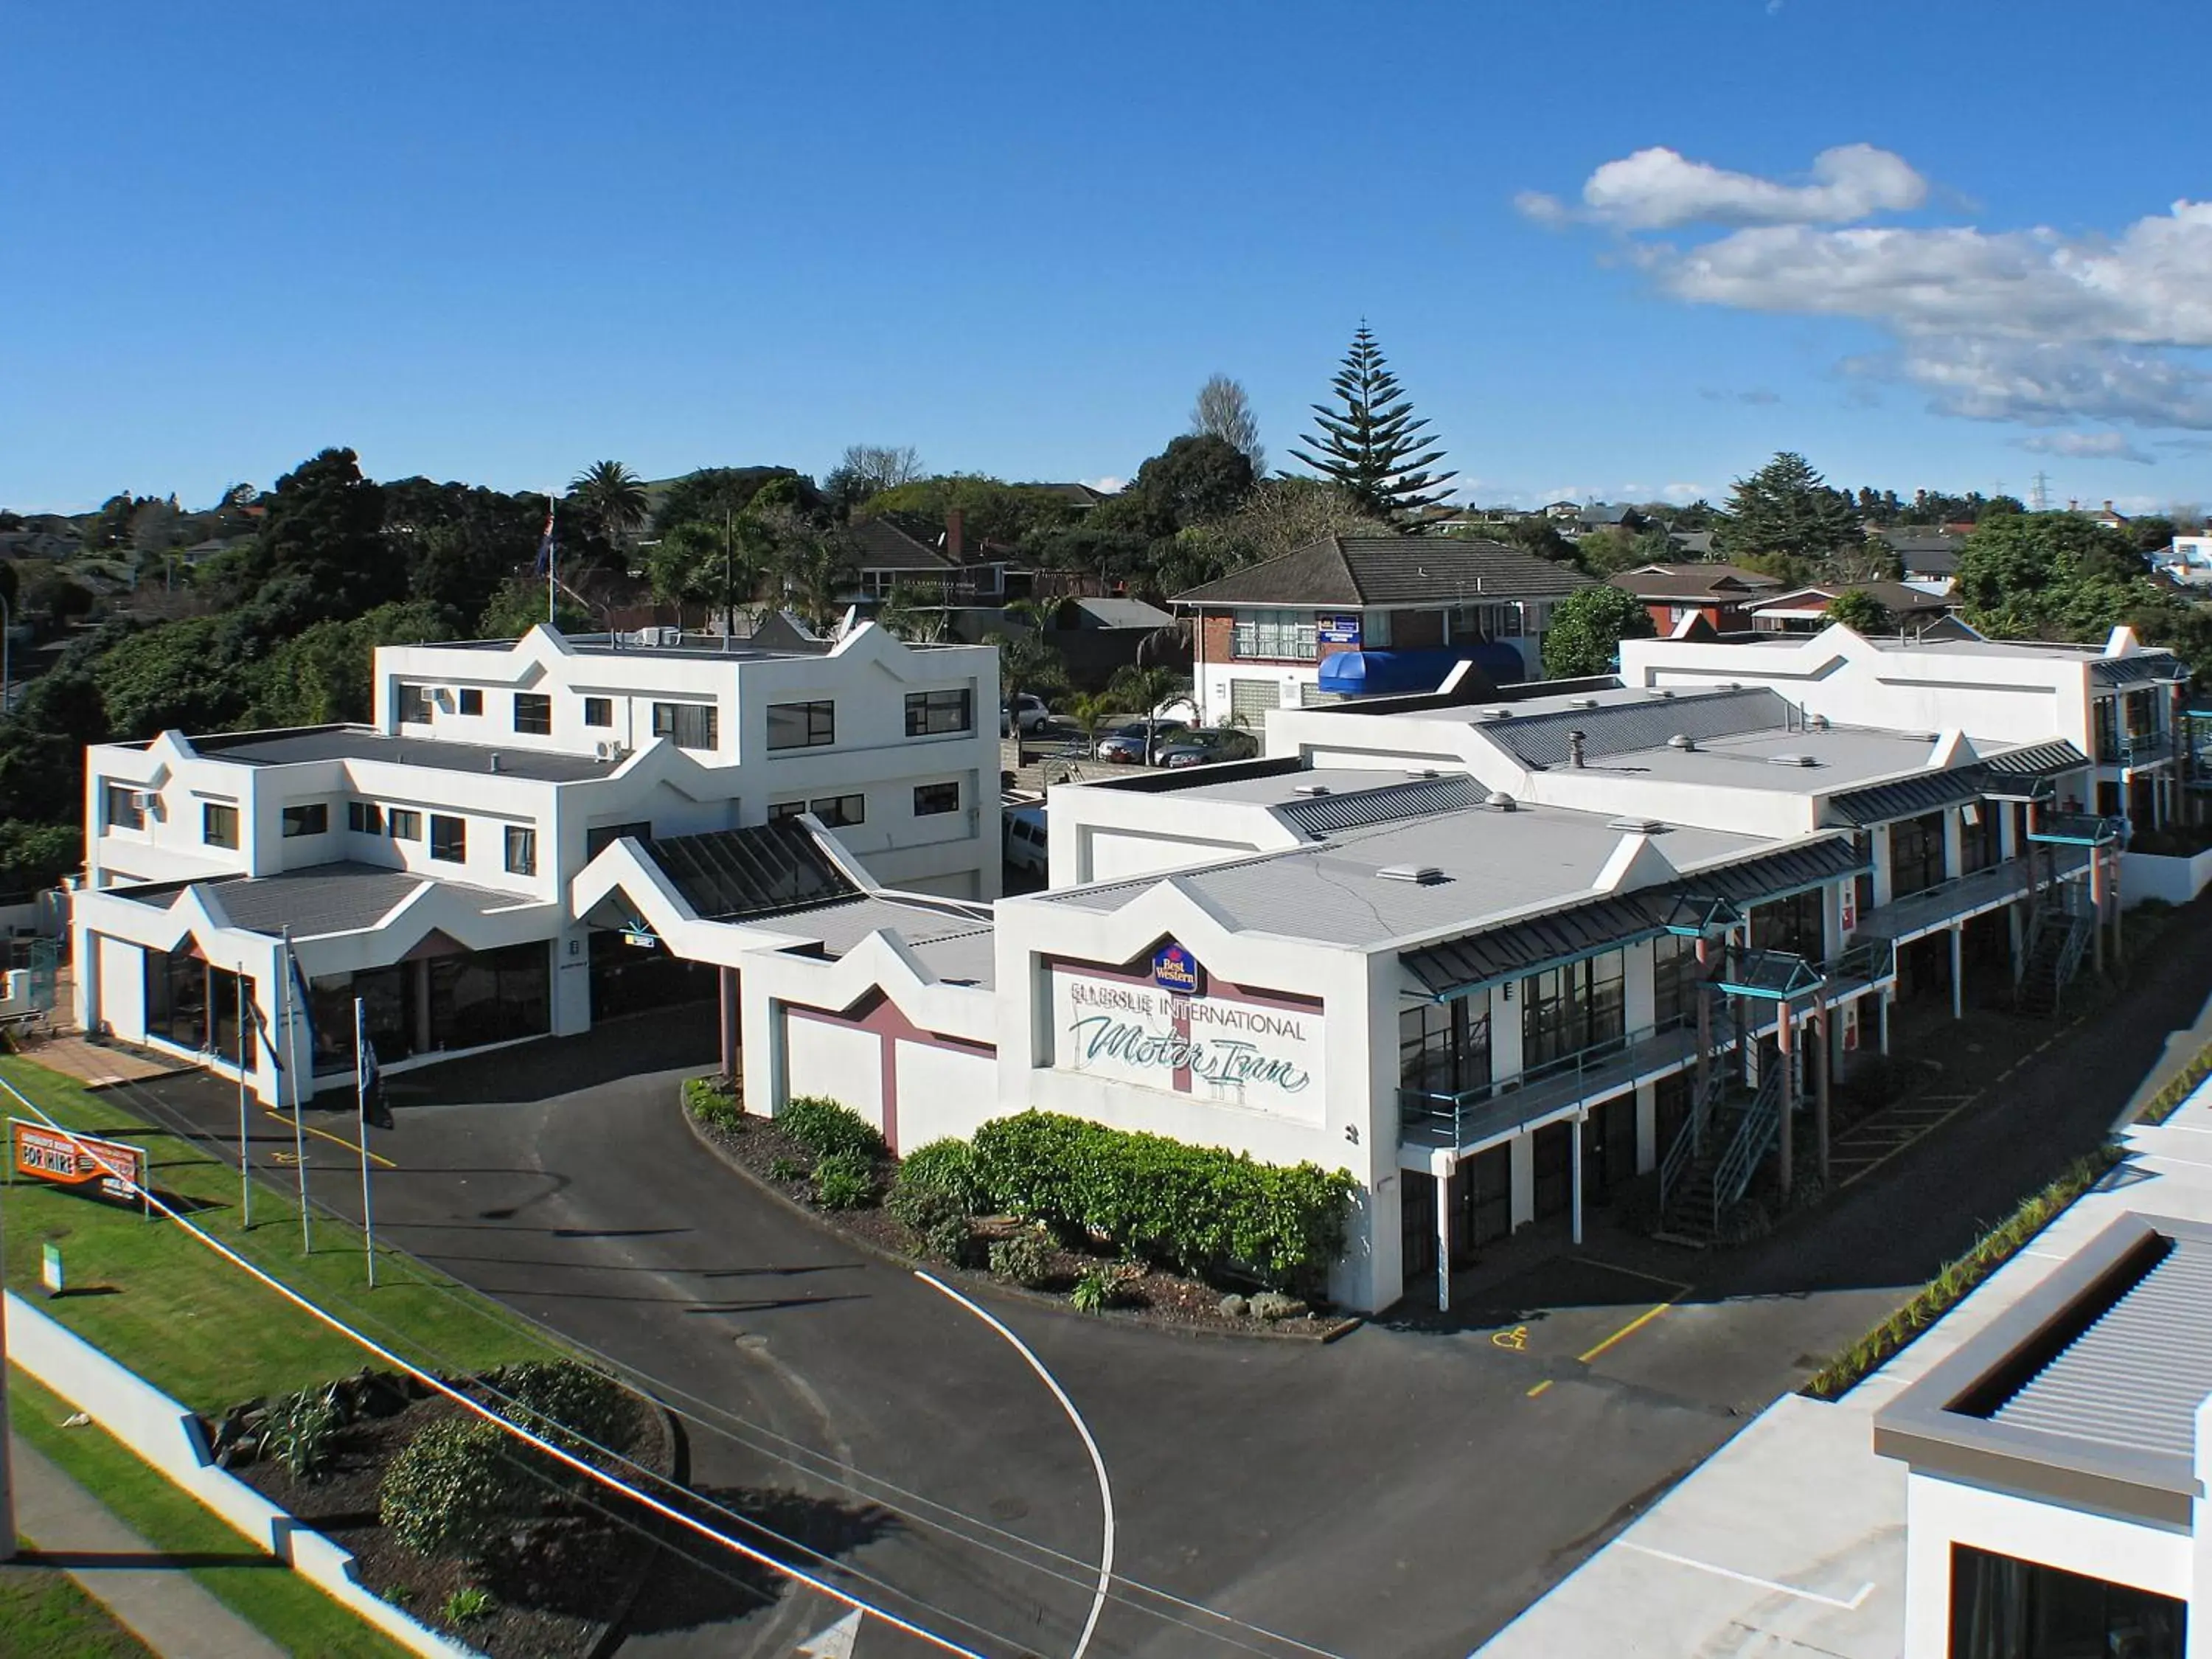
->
[1984,740,2090,778]
[1825,768,1986,827]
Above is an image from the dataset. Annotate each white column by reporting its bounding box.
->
[1432,1150,1455,1313]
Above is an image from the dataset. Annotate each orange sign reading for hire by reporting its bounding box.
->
[10,1119,146,1208]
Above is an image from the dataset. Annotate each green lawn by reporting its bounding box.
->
[0,1054,557,1412]
[0,1544,156,1659]
[10,1369,411,1659]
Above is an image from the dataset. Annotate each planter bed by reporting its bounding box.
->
[688,1095,1355,1341]
[220,1371,674,1658]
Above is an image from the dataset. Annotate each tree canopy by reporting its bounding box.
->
[1289,325,1455,519]
[1541,585,1655,678]
[1714,452,1861,563]
[1189,375,1265,476]
[1824,588,1893,634]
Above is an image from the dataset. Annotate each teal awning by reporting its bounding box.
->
[1716,949,1826,1001]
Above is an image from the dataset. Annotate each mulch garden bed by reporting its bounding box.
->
[225,1372,674,1658]
[689,1099,1357,1341]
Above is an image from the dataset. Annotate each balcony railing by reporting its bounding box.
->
[1854,849,2087,944]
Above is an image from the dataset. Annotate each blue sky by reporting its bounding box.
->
[7,0,2209,517]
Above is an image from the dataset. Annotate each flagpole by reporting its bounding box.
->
[355,998,377,1289]
[546,493,557,627]
[282,928,310,1255]
[237,976,252,1230]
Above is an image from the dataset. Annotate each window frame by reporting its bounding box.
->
[386,807,422,842]
[394,681,433,725]
[912,781,961,817]
[512,692,553,737]
[904,689,974,737]
[650,700,720,751]
[808,793,866,829]
[280,802,330,839]
[583,696,613,728]
[504,824,537,876]
[347,799,384,835]
[765,700,835,751]
[456,688,484,716]
[104,783,145,832]
[201,801,240,850]
[428,813,467,864]
[1231,609,1321,661]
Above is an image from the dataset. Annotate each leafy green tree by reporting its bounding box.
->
[1714,453,1860,563]
[477,578,590,639]
[92,616,260,738]
[78,494,139,554]
[824,445,924,511]
[2129,515,2180,554]
[647,518,770,618]
[0,666,105,827]
[1065,689,1116,752]
[1121,435,1255,538]
[1572,528,1651,577]
[245,448,394,620]
[651,467,811,537]
[1953,514,2152,641]
[992,631,1068,719]
[1289,324,1455,518]
[256,600,456,726]
[875,583,948,643]
[569,461,649,552]
[22,567,94,624]
[1541,585,1656,678]
[1824,588,1893,633]
[862,476,1079,548]
[1189,375,1265,476]
[0,820,82,890]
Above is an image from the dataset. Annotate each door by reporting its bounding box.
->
[1401,1172,1438,1281]
[1532,1122,1574,1220]
[1584,1093,1637,1204]
[1468,1147,1512,1246]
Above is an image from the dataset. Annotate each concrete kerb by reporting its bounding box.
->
[677,1087,1365,1345]
[4,1291,481,1659]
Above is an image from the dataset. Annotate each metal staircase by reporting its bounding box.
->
[1658,1062,1786,1242]
[2016,900,2092,1018]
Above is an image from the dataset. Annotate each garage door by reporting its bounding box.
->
[1229,680,1281,723]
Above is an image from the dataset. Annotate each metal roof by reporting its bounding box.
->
[152,862,532,939]
[1992,1231,2212,1461]
[1276,774,1485,835]
[194,727,619,784]
[1983,740,2089,777]
[1824,768,1986,827]
[639,822,856,921]
[2091,653,2188,686]
[1476,686,1789,769]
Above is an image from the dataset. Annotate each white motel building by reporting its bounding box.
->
[69,616,2197,1315]
[71,622,1001,1102]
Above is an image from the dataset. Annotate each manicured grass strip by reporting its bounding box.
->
[2133,1034,2212,1128]
[0,1547,156,1659]
[1802,1146,2121,1401]
[7,1369,412,1659]
[0,1054,557,1413]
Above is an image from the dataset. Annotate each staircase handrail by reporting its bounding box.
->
[1709,1062,1787,1234]
[2056,909,2093,992]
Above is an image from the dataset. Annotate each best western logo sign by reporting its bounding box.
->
[1151,942,1203,995]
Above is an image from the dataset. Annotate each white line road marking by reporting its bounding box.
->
[915,1270,1115,1659]
[1617,1541,1877,1611]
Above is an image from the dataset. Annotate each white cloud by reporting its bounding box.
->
[1517,144,1926,232]
[1523,142,2212,434]
[1660,482,1710,503]
[2017,431,2154,465]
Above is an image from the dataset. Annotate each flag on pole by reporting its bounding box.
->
[355,1008,394,1132]
[534,498,558,577]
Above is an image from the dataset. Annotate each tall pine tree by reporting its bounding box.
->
[1713,452,1861,563]
[1290,324,1456,519]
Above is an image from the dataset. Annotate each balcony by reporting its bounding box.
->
[1854,849,2088,946]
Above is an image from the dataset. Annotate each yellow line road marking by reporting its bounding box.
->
[263,1110,397,1169]
[1526,1379,1554,1398]
[1577,1300,1674,1364]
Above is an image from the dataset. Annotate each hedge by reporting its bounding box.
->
[971,1111,1355,1292]
[778,1096,884,1162]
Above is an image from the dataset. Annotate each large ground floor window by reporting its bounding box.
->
[308,942,552,1074]
[1950,1543,2183,1659]
[588,928,718,1023]
[143,948,255,1067]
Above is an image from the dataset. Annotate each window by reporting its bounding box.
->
[1749,888,1824,957]
[202,801,239,849]
[347,800,384,835]
[584,697,613,728]
[1231,610,1320,661]
[504,825,537,876]
[1959,799,2002,875]
[810,794,865,828]
[457,688,483,716]
[652,700,720,751]
[905,689,973,737]
[281,802,330,838]
[1651,933,1700,1031]
[768,801,806,822]
[1888,810,1947,899]
[387,808,422,842]
[585,820,651,858]
[1949,1544,2183,1659]
[513,692,552,735]
[1520,951,1626,1072]
[1398,999,1491,1099]
[913,782,960,817]
[104,783,145,832]
[394,682,432,724]
[765,700,834,750]
[429,814,466,863]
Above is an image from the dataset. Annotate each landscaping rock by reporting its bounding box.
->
[1248,1292,1307,1322]
[1217,1293,1248,1318]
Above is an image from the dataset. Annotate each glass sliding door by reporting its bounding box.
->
[1521,951,1626,1072]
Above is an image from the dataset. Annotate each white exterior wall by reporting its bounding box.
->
[894,1040,998,1149]
[785,1018,883,1123]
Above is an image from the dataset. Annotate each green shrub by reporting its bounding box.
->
[380,1418,532,1559]
[973,1111,1355,1292]
[894,1138,993,1214]
[812,1149,875,1211]
[778,1096,885,1162]
[442,1586,495,1626]
[684,1075,742,1133]
[1070,1268,1110,1314]
[768,1155,807,1183]
[888,1164,970,1232]
[488,1360,631,1455]
[262,1388,339,1481]
[988,1225,1055,1287]
[922,1214,972,1265]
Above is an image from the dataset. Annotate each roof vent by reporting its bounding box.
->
[1647,688,1677,700]
[1607,816,1669,833]
[488,753,502,773]
[1377,863,1447,886]
[1667,734,1696,751]
[1407,768,1440,779]
[1768,753,1819,768]
[1481,707,1514,720]
[1292,782,1333,796]
[1570,696,1600,709]
[1486,790,1518,812]
[1718,681,1741,690]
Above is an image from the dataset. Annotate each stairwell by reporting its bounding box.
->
[2016,905,2090,1018]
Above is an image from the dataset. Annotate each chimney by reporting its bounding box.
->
[945,507,964,565]
[1568,729,1587,768]
[2104,500,2115,513]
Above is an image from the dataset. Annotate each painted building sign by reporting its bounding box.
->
[1318,614,1362,646]
[1049,971,1324,1119]
[1151,942,1203,995]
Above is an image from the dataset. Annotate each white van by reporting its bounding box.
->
[1003,806,1048,875]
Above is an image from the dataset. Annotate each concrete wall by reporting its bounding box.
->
[2121,846,2212,908]
[2,1292,479,1659]
[783,1015,883,1124]
[894,1039,998,1148]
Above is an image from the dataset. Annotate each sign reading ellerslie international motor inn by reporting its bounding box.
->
[10,1119,147,1208]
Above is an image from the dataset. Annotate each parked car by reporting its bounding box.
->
[1003,805,1048,874]
[1001,694,1051,737]
[1094,720,1189,764]
[1155,728,1260,770]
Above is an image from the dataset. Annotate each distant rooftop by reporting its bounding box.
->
[1171,535,1595,608]
[189,726,619,784]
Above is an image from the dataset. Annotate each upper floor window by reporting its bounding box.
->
[394,682,432,725]
[765,700,834,751]
[347,800,384,835]
[653,700,720,751]
[1231,611,1319,661]
[504,825,537,876]
[584,697,613,728]
[913,781,961,816]
[767,801,806,822]
[456,688,484,716]
[1651,933,1699,1032]
[1521,951,1625,1071]
[280,803,330,838]
[585,820,652,858]
[905,689,973,737]
[1748,887,1823,958]
[1888,810,1947,900]
[429,814,466,863]
[513,692,552,736]
[202,801,240,850]
[809,794,866,828]
[387,807,422,842]
[103,783,145,832]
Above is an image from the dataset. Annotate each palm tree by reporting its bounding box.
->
[877,582,947,644]
[1108,664,1191,763]
[571,461,650,553]
[992,632,1068,728]
[1066,689,1116,754]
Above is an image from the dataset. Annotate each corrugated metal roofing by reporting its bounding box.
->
[1983,740,2089,777]
[1277,774,1485,835]
[196,727,619,783]
[187,863,531,938]
[639,822,856,921]
[1826,768,1986,827]
[1478,686,1789,769]
[2091,653,2188,685]
[1993,1234,2212,1460]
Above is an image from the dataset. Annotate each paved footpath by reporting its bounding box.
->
[5,1430,287,1659]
